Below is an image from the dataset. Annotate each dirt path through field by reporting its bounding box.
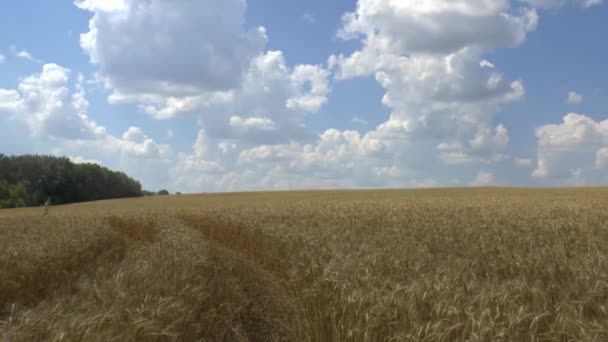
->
[1,215,294,341]
[0,218,130,321]
[179,212,296,341]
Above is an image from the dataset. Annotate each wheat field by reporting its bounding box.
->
[1,188,607,341]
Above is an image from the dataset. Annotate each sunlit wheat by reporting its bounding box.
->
[1,188,607,341]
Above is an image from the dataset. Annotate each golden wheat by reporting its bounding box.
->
[1,188,607,341]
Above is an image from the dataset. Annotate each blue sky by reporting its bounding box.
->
[0,0,607,191]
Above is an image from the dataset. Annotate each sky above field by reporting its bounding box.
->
[0,0,607,191]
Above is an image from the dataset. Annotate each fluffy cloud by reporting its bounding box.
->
[329,0,535,167]
[169,130,227,190]
[76,0,267,98]
[122,126,146,143]
[286,64,331,112]
[0,89,22,112]
[76,1,331,145]
[143,51,330,144]
[229,116,277,132]
[111,134,168,159]
[534,113,608,181]
[0,54,5,64]
[39,0,597,192]
[0,64,106,139]
[77,0,329,139]
[170,126,445,192]
[168,0,543,191]
[0,64,169,161]
[115,126,168,158]
[337,0,537,57]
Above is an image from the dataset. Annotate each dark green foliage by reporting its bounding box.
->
[142,190,174,197]
[0,154,142,208]
[0,180,27,208]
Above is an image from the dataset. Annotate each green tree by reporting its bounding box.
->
[0,181,27,208]
[142,190,157,197]
[0,154,143,207]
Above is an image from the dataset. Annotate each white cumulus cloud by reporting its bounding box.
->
[34,0,599,191]
[76,0,268,98]
[330,0,534,167]
[142,51,330,144]
[286,64,331,112]
[534,113,608,181]
[0,64,106,139]
[122,126,146,143]
[167,0,542,192]
[0,63,169,161]
[229,116,277,132]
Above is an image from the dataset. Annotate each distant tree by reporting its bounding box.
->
[0,154,143,207]
[0,181,27,208]
[157,189,170,196]
[142,190,157,197]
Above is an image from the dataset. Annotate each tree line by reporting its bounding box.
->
[0,154,145,208]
